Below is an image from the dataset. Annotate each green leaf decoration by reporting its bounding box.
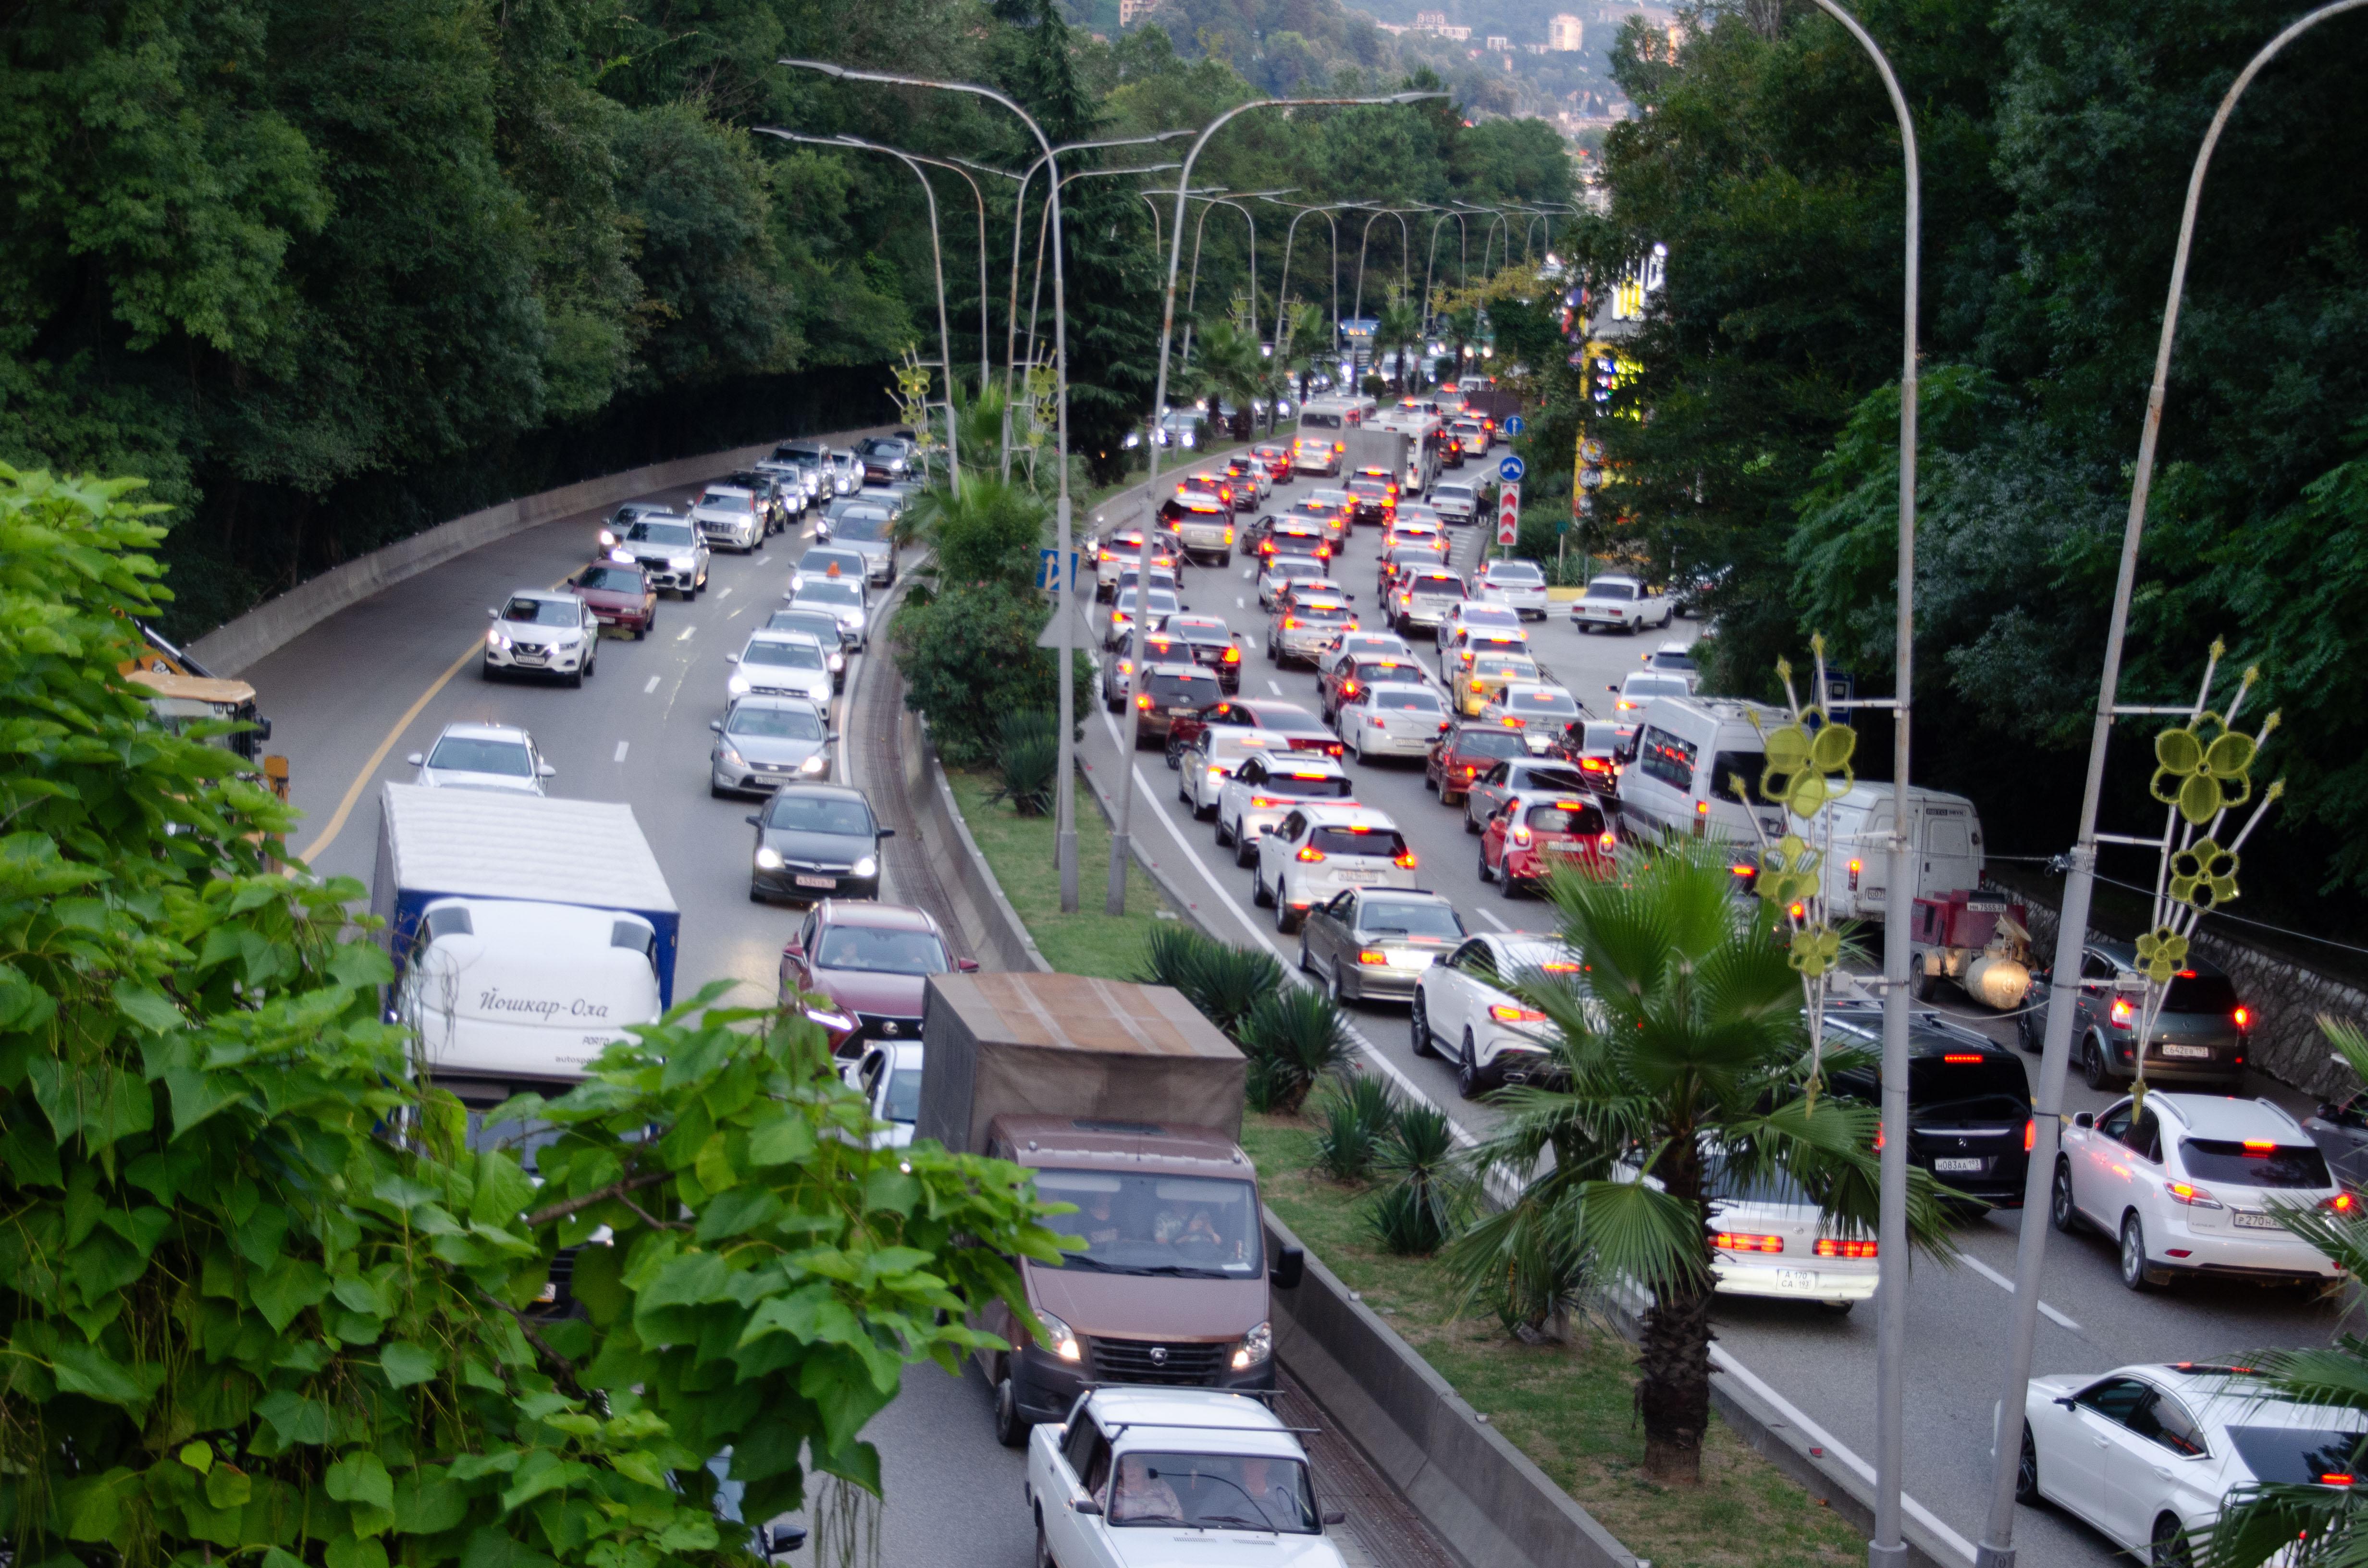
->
[1755,834,1823,909]
[1788,924,1843,977]
[2134,927,2189,985]
[2168,838,2239,911]
[1759,711,1856,822]
[2150,712,2257,824]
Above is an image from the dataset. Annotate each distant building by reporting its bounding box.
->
[1119,0,1159,25]
[1548,12,1584,49]
[1485,33,1510,49]
[1522,41,1547,52]
[1375,19,1408,32]
[1414,9,1449,26]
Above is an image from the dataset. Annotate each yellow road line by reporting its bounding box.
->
[293,637,483,864]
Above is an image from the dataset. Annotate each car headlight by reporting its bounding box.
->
[598,528,617,547]
[1033,1307,1082,1363]
[754,846,785,870]
[799,754,826,774]
[486,631,510,649]
[670,556,692,570]
[853,855,878,879]
[1232,1320,1272,1371]
[609,548,634,564]
[719,746,746,769]
[839,611,863,628]
[826,652,845,671]
[790,573,805,590]
[728,674,752,695]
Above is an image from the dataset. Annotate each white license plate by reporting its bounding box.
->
[794,875,837,889]
[1934,1158,1986,1173]
[2159,1043,2211,1059]
[1169,707,1197,716]
[2232,1211,2285,1231]
[1774,1269,1821,1292]
[1389,952,1438,969]
[1335,870,1382,883]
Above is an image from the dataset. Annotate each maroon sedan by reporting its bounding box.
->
[567,560,658,638]
[1165,696,1342,768]
[1425,723,1532,807]
[779,901,975,1058]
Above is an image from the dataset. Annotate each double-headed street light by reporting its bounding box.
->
[1265,198,1355,364]
[1349,206,1420,323]
[1019,163,1189,389]
[1182,188,1296,357]
[755,129,962,493]
[1106,91,1446,916]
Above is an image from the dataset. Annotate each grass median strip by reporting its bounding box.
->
[944,766,1175,980]
[1240,1110,1868,1568]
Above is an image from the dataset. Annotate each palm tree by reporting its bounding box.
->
[1191,298,1268,443]
[1441,839,1952,1485]
[1375,288,1423,394]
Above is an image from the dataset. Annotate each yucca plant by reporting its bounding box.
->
[1367,1102,1462,1255]
[1240,986,1356,1114]
[990,708,1061,815]
[1312,1072,1399,1182]
[1184,941,1286,1038]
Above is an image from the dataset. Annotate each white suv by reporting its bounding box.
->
[726,630,834,707]
[689,485,764,552]
[1410,932,1578,1098]
[1177,728,1290,820]
[2052,1092,2345,1291]
[1252,804,1415,932]
[1217,752,1356,864]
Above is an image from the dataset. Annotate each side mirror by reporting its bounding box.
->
[486,608,498,618]
[2316,1102,2339,1122]
[536,763,556,778]
[1071,1498,1103,1518]
[958,958,981,973]
[758,1521,807,1558]
[1271,1245,1305,1291]
[2072,1112,2094,1130]
[877,828,897,840]
[725,652,740,664]
[255,717,273,742]
[2053,1395,2078,1410]
[746,815,763,827]
[406,752,425,767]
[782,941,805,958]
[710,720,724,732]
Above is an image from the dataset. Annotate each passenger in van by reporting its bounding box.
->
[1176,1208,1225,1254]
[1082,1192,1123,1246]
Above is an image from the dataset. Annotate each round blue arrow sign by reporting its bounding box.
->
[1498,455,1526,483]
[1504,415,1526,436]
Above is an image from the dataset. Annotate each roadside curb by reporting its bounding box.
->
[900,713,1054,975]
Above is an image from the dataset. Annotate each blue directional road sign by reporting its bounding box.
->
[1036,548,1081,593]
[1498,455,1526,484]
[1504,415,1527,436]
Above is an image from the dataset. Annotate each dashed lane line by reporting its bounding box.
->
[643,675,662,694]
[1959,1253,2084,1334]
[677,625,697,642]
[614,741,629,763]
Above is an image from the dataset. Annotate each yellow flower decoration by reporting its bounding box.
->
[1789,924,1842,977]
[1760,712,1857,821]
[1757,834,1822,909]
[2150,715,2258,826]
[2134,927,2189,985]
[2168,838,2239,911]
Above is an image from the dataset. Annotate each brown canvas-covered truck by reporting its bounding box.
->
[917,971,1304,1447]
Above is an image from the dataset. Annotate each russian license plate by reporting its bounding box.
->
[1934,1157,1986,1173]
[1336,870,1381,883]
[2232,1211,2284,1230]
[1391,952,1437,969]
[795,875,837,889]
[1774,1269,1821,1292]
[1170,707,1197,717]
[2159,1042,2210,1059]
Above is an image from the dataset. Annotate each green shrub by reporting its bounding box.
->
[1365,1102,1462,1255]
[1135,927,1283,1038]
[1312,1072,1399,1181]
[893,581,1090,766]
[992,708,1061,815]
[1239,986,1356,1114]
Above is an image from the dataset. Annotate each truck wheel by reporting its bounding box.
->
[994,1375,1030,1448]
[1913,968,1938,1003]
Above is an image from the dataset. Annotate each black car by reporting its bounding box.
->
[747,784,892,903]
[1823,1004,2034,1209]
[852,436,912,483]
[1147,615,1245,692]
[1123,662,1227,748]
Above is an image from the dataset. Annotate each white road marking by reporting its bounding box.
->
[1959,1253,2083,1333]
[717,585,733,600]
[643,675,661,694]
[1267,679,1283,696]
[1475,907,1510,931]
[677,625,696,642]
[1237,596,1246,609]
[614,741,629,763]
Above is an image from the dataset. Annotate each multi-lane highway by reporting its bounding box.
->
[245,431,2360,1568]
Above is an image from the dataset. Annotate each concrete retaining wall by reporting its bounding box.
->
[187,437,800,676]
[1265,1211,1639,1568]
[901,707,1053,976]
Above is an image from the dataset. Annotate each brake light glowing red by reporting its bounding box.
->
[1943,1054,1984,1064]
[1357,949,1389,965]
[1715,1233,1784,1254]
[2243,1139,2278,1152]
[1815,1238,1877,1259]
[1296,846,1326,862]
[1488,1004,1546,1023]
[2234,1006,2251,1029]
[2110,998,2135,1027]
[1393,850,1418,869]
[1599,831,1617,852]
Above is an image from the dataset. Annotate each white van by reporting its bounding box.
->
[399,899,664,1083]
[1814,783,1985,920]
[1618,696,1791,846]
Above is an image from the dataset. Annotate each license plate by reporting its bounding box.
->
[2159,1043,2210,1059]
[1169,707,1196,717]
[2232,1211,2284,1230]
[1774,1269,1821,1292]
[1390,952,1437,969]
[1934,1158,1986,1173]
[1336,870,1381,883]
[794,875,837,889]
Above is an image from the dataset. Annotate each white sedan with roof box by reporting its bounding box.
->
[727,630,834,707]
[2015,1360,2367,1565]
[2051,1091,2348,1289]
[689,484,764,552]
[1177,728,1291,820]
[1476,558,1550,619]
[483,589,597,684]
[1410,931,1582,1097]
[1336,681,1451,762]
[1218,751,1357,862]
[1253,804,1416,932]
[1570,572,1674,633]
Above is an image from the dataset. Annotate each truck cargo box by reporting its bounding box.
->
[917,971,1245,1154]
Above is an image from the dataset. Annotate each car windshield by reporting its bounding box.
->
[1115,589,1181,614]
[1370,687,1442,712]
[1295,603,1351,623]
[1478,658,1541,681]
[1105,1451,1317,1533]
[1309,824,1406,857]
[2224,1423,2368,1484]
[1359,899,1465,939]
[701,491,755,512]
[1585,580,1638,601]
[427,737,530,776]
[626,521,696,546]
[1703,1154,1812,1207]
[1436,487,1473,502]
[744,641,825,670]
[1526,802,1606,835]
[1255,772,1352,799]
[1627,675,1692,699]
[1463,605,1522,625]
[799,581,863,607]
[1407,576,1464,596]
[814,926,949,976]
[1650,650,1699,673]
[832,514,893,542]
[728,705,825,740]
[764,794,874,835]
[1454,730,1529,760]
[502,597,577,625]
[1490,562,1545,582]
[2180,1139,2332,1188]
[882,1068,924,1125]
[575,566,642,593]
[1040,1171,1263,1278]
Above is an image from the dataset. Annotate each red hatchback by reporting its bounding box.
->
[1251,442,1294,483]
[1425,723,1532,806]
[1478,793,1617,898]
[779,900,976,1059]
[567,560,658,638]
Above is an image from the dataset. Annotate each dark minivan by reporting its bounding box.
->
[1825,1004,2035,1209]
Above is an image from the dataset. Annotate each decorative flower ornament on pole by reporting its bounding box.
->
[2121,640,2282,1120]
[1730,634,1859,1103]
[890,351,939,477]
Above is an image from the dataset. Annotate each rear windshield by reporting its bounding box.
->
[1584,580,1638,601]
[2166,972,2242,1014]
[1510,690,1579,716]
[2224,1424,2368,1485]
[1258,773,1353,799]
[1147,671,1223,705]
[2180,1139,2331,1188]
[1476,658,1541,681]
[1309,825,1407,858]
[767,612,841,641]
[1525,802,1606,835]
[1453,730,1529,759]
[575,566,642,592]
[1296,603,1352,623]
[1406,576,1465,596]
[1369,687,1443,712]
[1628,675,1693,698]
[1490,562,1545,582]
[1359,899,1465,938]
[1899,1055,2031,1116]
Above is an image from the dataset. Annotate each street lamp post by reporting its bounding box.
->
[1971,7,2368,1566]
[1019,164,1186,391]
[755,130,962,493]
[1180,189,1295,369]
[1106,92,1444,916]
[907,151,994,389]
[1264,198,1352,385]
[1349,207,1416,323]
[781,61,1091,911]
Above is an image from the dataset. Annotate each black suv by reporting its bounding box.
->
[1823,1005,2035,1210]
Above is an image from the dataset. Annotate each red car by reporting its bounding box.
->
[567,560,658,638]
[1478,792,1618,898]
[1251,442,1294,483]
[1425,723,1533,806]
[779,900,976,1058]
